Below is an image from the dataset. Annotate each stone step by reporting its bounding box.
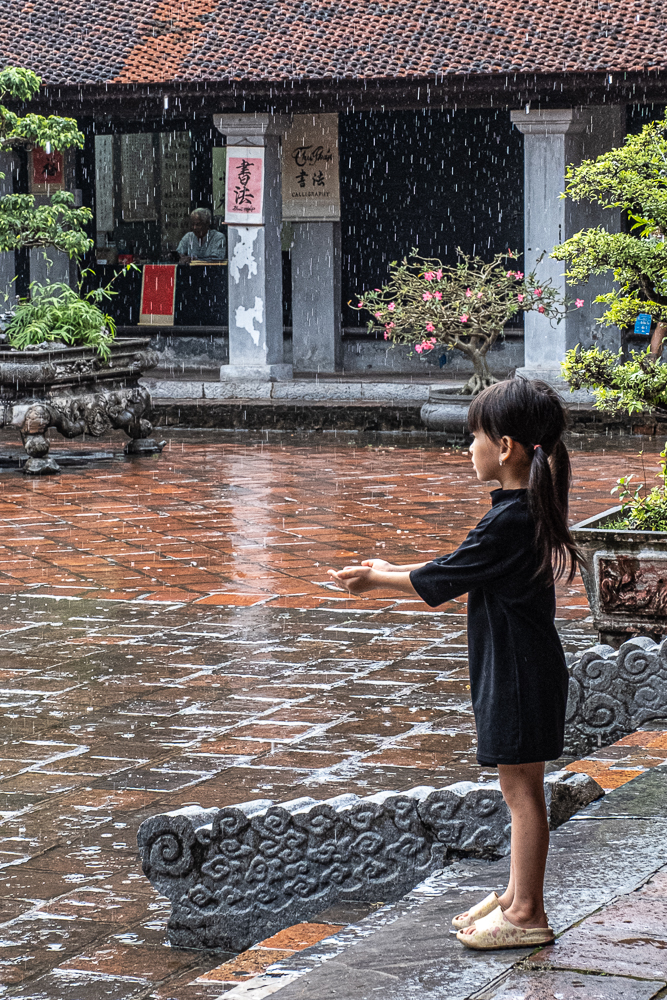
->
[141,376,448,403]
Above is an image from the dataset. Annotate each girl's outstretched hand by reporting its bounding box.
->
[361,559,400,572]
[327,565,377,595]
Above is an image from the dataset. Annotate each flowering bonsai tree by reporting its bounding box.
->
[355,249,580,395]
[551,110,667,358]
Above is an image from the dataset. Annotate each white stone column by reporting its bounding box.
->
[214,114,292,381]
[0,152,16,303]
[511,106,624,388]
[291,221,341,372]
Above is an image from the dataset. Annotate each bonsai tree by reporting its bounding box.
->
[355,249,580,395]
[556,108,667,529]
[552,110,667,358]
[0,66,125,357]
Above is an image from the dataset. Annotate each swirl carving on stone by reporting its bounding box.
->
[138,769,603,953]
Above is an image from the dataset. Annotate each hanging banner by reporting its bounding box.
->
[94,135,113,234]
[159,131,191,252]
[212,146,227,220]
[121,133,156,222]
[225,147,264,225]
[30,147,64,193]
[282,114,340,222]
[139,264,177,326]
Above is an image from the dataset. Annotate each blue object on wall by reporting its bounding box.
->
[439,353,448,368]
[635,313,653,336]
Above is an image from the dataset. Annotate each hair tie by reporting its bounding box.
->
[534,444,542,451]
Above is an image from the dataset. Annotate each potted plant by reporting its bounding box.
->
[554,110,667,642]
[0,66,162,475]
[355,248,580,397]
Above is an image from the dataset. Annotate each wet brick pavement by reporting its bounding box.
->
[0,435,658,998]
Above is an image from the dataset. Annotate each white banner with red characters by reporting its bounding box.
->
[225,147,265,225]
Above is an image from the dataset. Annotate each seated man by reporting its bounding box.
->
[177,208,226,263]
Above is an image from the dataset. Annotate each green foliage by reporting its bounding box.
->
[355,249,578,394]
[0,67,89,259]
[552,111,667,329]
[562,345,667,415]
[5,267,136,360]
[562,346,667,531]
[608,449,667,532]
[0,192,92,257]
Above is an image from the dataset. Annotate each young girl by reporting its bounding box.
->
[328,378,583,951]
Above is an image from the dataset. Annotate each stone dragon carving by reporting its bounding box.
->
[0,339,164,473]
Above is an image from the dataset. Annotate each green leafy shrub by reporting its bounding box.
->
[607,449,667,532]
[5,268,135,360]
[355,249,579,395]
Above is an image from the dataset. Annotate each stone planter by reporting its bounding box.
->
[0,338,164,474]
[571,506,667,643]
[420,386,473,442]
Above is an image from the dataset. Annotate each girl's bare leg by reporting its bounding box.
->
[460,761,549,934]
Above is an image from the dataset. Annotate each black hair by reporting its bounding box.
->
[467,378,585,583]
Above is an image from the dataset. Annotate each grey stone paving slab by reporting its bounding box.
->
[267,768,667,1000]
[471,968,664,1000]
[533,868,667,982]
[577,763,667,819]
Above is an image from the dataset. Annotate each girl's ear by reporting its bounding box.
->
[499,435,514,464]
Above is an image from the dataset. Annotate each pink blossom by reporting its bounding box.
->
[415,344,423,354]
[506,270,515,278]
[384,332,390,340]
[514,271,524,279]
[460,313,469,323]
[435,270,443,280]
[421,341,434,351]
[434,291,443,301]
[422,292,432,301]
[465,288,472,298]
[575,298,584,308]
[388,302,395,311]
[534,288,543,298]
[477,292,483,299]
[538,305,545,314]
[424,271,435,281]
[374,311,382,319]
[517,293,524,303]
[358,300,364,307]
[425,322,435,333]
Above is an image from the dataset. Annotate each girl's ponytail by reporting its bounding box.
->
[528,437,581,582]
[468,378,585,584]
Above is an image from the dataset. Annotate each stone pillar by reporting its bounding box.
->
[0,152,16,303]
[214,114,292,381]
[291,222,342,372]
[510,106,624,388]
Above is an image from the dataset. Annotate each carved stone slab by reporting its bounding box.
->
[137,770,602,952]
[566,635,667,744]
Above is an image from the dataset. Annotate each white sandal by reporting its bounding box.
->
[456,904,555,950]
[451,891,501,930]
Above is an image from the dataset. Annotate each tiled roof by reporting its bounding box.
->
[1,0,665,86]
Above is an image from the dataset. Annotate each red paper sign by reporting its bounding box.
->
[139,265,177,325]
[225,148,264,224]
[32,148,63,189]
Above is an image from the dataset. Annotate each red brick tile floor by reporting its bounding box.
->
[0,432,659,998]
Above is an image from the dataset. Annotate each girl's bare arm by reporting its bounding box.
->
[361,558,429,573]
[327,565,419,597]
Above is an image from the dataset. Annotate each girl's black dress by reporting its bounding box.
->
[410,488,569,766]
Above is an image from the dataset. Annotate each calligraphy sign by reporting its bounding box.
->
[282,114,340,222]
[225,146,264,225]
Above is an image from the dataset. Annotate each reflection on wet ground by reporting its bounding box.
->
[0,437,658,995]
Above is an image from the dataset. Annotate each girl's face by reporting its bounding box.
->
[469,430,502,483]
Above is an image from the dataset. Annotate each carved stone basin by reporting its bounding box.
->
[572,506,667,644]
[0,337,164,473]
